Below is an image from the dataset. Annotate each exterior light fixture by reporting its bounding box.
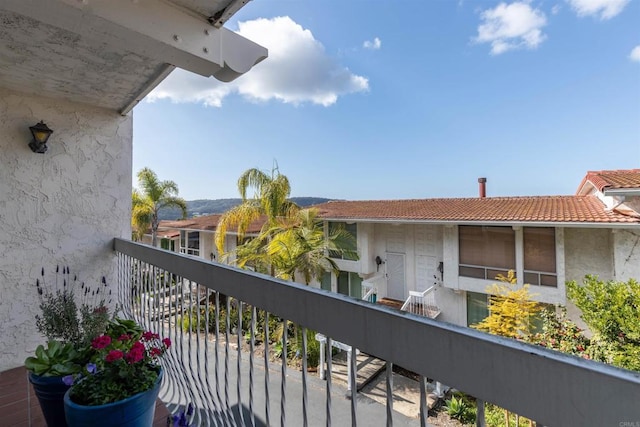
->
[28,121,53,153]
[375,256,384,272]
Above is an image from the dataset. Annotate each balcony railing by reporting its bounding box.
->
[400,286,441,319]
[179,247,200,257]
[361,273,385,303]
[114,238,640,426]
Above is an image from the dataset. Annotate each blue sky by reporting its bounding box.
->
[133,0,640,201]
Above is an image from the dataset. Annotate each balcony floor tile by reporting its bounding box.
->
[0,366,170,426]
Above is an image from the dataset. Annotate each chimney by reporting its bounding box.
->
[478,177,487,198]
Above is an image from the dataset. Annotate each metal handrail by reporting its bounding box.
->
[401,286,440,318]
[113,238,640,426]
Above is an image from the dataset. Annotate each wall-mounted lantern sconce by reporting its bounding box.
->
[28,121,53,153]
[375,255,384,272]
[437,261,444,280]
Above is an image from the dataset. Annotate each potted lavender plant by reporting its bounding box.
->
[25,266,112,427]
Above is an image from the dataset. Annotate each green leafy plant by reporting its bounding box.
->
[34,266,111,348]
[26,266,112,378]
[567,276,640,371]
[444,394,475,424]
[24,341,81,376]
[484,403,534,426]
[530,307,590,357]
[66,318,171,406]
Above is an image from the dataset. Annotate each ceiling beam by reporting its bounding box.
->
[2,0,267,82]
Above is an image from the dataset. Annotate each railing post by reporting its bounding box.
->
[476,399,485,427]
[318,337,325,380]
[347,348,352,392]
[435,381,445,398]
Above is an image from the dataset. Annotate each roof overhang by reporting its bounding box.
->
[0,0,267,114]
[603,188,640,197]
[319,217,640,228]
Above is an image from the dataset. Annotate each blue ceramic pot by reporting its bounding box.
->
[29,372,70,427]
[63,369,162,427]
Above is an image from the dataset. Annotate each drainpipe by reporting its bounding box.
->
[478,177,487,198]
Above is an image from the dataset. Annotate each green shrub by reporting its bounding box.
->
[444,395,475,425]
[484,403,534,426]
[305,329,321,368]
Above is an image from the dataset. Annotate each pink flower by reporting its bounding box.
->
[150,347,163,357]
[105,350,124,362]
[125,341,145,363]
[142,331,155,341]
[118,334,131,341]
[92,335,112,349]
[162,338,171,348]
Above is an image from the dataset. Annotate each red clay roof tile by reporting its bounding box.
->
[577,169,640,194]
[158,214,265,233]
[313,195,639,224]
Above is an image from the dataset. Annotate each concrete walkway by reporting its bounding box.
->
[162,338,422,427]
[330,350,441,420]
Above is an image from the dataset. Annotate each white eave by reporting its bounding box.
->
[0,0,267,114]
[319,217,640,228]
[604,188,640,197]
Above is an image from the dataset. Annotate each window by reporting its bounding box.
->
[321,272,332,291]
[524,228,557,287]
[337,271,362,299]
[160,238,175,251]
[459,226,515,280]
[328,222,358,260]
[180,231,200,256]
[467,291,489,327]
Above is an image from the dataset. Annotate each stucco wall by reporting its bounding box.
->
[0,87,132,370]
[612,229,640,281]
[563,228,614,331]
[564,228,614,283]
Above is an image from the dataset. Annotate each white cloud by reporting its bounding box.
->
[551,4,561,15]
[145,70,232,107]
[363,37,382,50]
[147,16,369,107]
[566,0,629,19]
[630,45,640,62]
[474,2,547,55]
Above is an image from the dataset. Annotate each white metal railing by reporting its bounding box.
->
[113,238,640,427]
[361,283,377,303]
[361,274,384,303]
[315,334,359,391]
[179,247,200,257]
[401,286,441,319]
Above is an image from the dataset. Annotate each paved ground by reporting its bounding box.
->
[329,350,441,420]
[161,338,423,426]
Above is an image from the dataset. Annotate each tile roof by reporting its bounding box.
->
[160,214,222,231]
[158,214,265,233]
[313,195,640,224]
[156,229,180,239]
[577,169,640,193]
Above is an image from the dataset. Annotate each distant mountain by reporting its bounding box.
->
[158,197,333,221]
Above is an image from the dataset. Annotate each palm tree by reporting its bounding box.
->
[265,208,357,284]
[131,167,187,246]
[214,164,299,256]
[259,208,357,363]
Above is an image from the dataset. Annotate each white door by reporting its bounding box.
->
[416,255,437,292]
[386,252,405,301]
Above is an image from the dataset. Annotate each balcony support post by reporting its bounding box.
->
[476,399,485,427]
